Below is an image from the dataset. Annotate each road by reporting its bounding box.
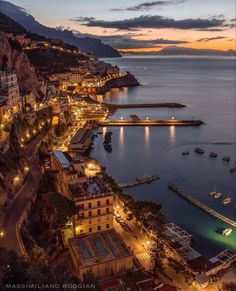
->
[0,129,48,255]
[114,200,200,290]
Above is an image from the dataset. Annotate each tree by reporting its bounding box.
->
[149,237,165,281]
[219,282,236,291]
[30,246,48,267]
[42,192,78,226]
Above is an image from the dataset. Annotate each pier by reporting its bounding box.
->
[105,103,186,109]
[98,119,204,127]
[168,184,236,227]
[119,175,160,188]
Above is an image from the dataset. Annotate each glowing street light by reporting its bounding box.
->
[0,231,5,237]
[24,166,30,173]
[171,116,175,120]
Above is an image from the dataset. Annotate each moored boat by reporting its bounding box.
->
[195,147,204,154]
[182,151,190,155]
[222,228,232,236]
[222,156,230,162]
[223,197,232,205]
[209,191,217,197]
[213,192,222,199]
[209,152,218,158]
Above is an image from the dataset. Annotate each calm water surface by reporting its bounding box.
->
[91,56,236,258]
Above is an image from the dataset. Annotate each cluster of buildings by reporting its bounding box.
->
[50,150,134,280]
[48,60,120,94]
[0,70,21,140]
[161,223,236,289]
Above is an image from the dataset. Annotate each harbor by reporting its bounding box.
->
[168,184,236,228]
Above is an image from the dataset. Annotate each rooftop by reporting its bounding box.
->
[69,229,132,267]
[69,177,111,200]
[53,150,70,168]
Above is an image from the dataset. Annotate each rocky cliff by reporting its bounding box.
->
[0,32,38,92]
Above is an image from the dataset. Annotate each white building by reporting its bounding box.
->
[0,71,22,115]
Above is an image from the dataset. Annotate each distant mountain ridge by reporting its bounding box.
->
[0,0,121,58]
[158,46,236,56]
[122,46,236,56]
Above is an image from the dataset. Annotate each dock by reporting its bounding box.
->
[98,119,204,127]
[168,184,236,227]
[106,103,186,109]
[119,175,160,188]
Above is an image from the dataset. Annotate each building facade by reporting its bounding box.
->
[0,71,21,115]
[51,150,114,236]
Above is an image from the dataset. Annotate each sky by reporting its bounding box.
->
[5,0,236,51]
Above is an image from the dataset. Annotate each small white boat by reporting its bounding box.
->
[223,197,232,205]
[222,228,232,236]
[209,191,217,197]
[214,193,222,199]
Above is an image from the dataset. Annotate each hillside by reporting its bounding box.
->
[0,0,121,58]
[0,31,38,92]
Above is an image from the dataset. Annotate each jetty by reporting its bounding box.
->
[106,103,186,109]
[98,119,204,127]
[168,183,236,227]
[119,175,160,188]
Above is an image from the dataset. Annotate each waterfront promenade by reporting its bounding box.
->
[98,119,204,127]
[168,184,236,228]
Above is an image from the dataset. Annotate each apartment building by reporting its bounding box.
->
[51,150,113,235]
[0,71,21,115]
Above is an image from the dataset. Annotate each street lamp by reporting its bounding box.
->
[0,230,5,237]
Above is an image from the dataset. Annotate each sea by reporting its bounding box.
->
[91,56,236,258]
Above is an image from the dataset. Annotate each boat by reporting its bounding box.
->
[213,193,222,199]
[223,197,232,205]
[195,148,204,154]
[222,156,230,162]
[229,167,236,173]
[182,151,190,156]
[209,152,218,158]
[209,186,217,197]
[222,228,232,236]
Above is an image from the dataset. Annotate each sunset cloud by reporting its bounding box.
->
[197,36,227,42]
[111,0,185,12]
[74,15,225,31]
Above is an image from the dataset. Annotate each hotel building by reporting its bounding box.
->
[51,150,113,236]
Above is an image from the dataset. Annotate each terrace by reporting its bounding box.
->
[69,229,132,267]
[69,177,111,201]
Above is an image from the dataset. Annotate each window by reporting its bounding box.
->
[106,199,109,205]
[80,229,83,233]
[98,217,101,222]
[88,202,92,208]
[106,207,109,214]
[97,226,101,231]
[89,219,92,224]
[97,201,101,207]
[89,211,92,217]
[80,212,84,218]
[106,224,109,229]
[79,204,84,210]
[97,209,101,215]
[89,227,92,232]
[106,215,110,220]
